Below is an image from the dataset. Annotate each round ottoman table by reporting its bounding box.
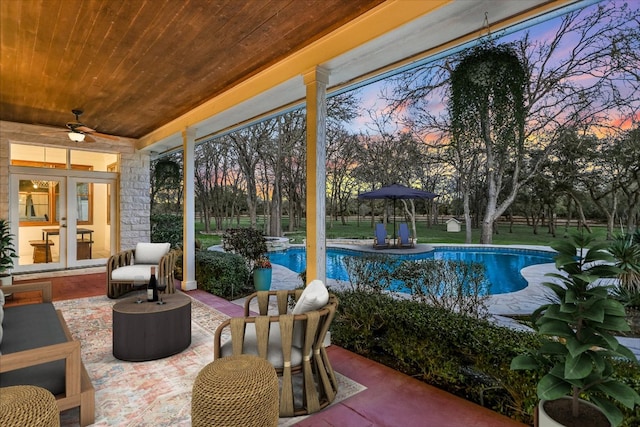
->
[192,354,279,427]
[0,385,59,427]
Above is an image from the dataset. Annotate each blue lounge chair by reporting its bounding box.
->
[373,223,390,249]
[397,223,414,248]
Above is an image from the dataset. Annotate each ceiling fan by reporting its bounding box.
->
[44,109,119,142]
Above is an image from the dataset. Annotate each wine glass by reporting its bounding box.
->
[156,276,167,305]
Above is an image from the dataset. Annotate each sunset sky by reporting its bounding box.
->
[346,0,638,135]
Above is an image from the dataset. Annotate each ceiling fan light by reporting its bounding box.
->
[68,131,85,142]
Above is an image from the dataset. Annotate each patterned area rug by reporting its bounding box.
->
[55,295,365,426]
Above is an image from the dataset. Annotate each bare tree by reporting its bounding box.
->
[228,122,275,228]
[386,1,640,242]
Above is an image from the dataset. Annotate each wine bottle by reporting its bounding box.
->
[147,266,158,302]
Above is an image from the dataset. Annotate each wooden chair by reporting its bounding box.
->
[214,284,339,417]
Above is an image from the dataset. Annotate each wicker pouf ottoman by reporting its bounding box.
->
[192,354,279,427]
[0,385,60,427]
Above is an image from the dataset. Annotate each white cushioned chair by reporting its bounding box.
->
[214,280,338,417]
[106,243,178,299]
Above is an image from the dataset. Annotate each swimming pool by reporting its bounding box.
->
[267,246,557,295]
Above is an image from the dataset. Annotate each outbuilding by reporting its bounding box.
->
[446,218,462,233]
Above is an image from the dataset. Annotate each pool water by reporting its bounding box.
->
[267,246,556,295]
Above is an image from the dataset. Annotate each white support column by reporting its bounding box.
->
[181,128,197,291]
[303,67,329,284]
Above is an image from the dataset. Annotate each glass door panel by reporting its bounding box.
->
[13,175,66,270]
[68,178,114,267]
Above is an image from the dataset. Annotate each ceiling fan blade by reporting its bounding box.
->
[92,132,119,141]
[75,125,96,133]
[84,134,96,143]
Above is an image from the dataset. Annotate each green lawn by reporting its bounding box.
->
[195,217,610,249]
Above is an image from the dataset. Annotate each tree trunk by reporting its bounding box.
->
[463,189,472,244]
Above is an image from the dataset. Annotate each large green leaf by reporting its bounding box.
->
[559,301,577,314]
[565,336,593,357]
[587,286,610,299]
[584,245,616,263]
[551,240,577,256]
[543,304,575,322]
[537,319,574,337]
[542,279,568,297]
[599,315,631,332]
[537,373,571,400]
[594,381,640,409]
[577,328,619,351]
[564,288,578,304]
[510,354,539,370]
[602,298,627,316]
[579,300,606,323]
[574,273,600,284]
[587,264,620,278]
[564,352,593,379]
[595,329,621,350]
[590,395,624,427]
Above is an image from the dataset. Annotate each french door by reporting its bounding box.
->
[10,173,116,272]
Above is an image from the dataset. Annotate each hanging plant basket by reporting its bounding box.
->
[450,42,528,128]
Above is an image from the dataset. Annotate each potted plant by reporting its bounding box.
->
[253,256,272,291]
[222,228,270,290]
[511,234,640,427]
[511,232,640,427]
[0,218,18,287]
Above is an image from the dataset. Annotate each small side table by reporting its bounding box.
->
[29,240,54,263]
[191,355,279,427]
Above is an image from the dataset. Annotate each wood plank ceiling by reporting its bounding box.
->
[0,0,385,139]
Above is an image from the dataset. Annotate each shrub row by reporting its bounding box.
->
[192,250,252,300]
[330,289,640,425]
[150,213,183,248]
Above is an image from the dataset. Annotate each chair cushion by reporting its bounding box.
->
[292,279,329,315]
[219,322,306,369]
[291,280,329,347]
[0,289,4,346]
[0,303,67,395]
[134,242,170,265]
[110,264,158,282]
[0,288,4,321]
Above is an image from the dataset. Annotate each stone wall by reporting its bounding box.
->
[118,150,151,249]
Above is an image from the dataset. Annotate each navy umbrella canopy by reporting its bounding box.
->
[358,184,438,201]
[358,184,439,241]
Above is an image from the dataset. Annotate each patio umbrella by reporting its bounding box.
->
[358,184,438,243]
